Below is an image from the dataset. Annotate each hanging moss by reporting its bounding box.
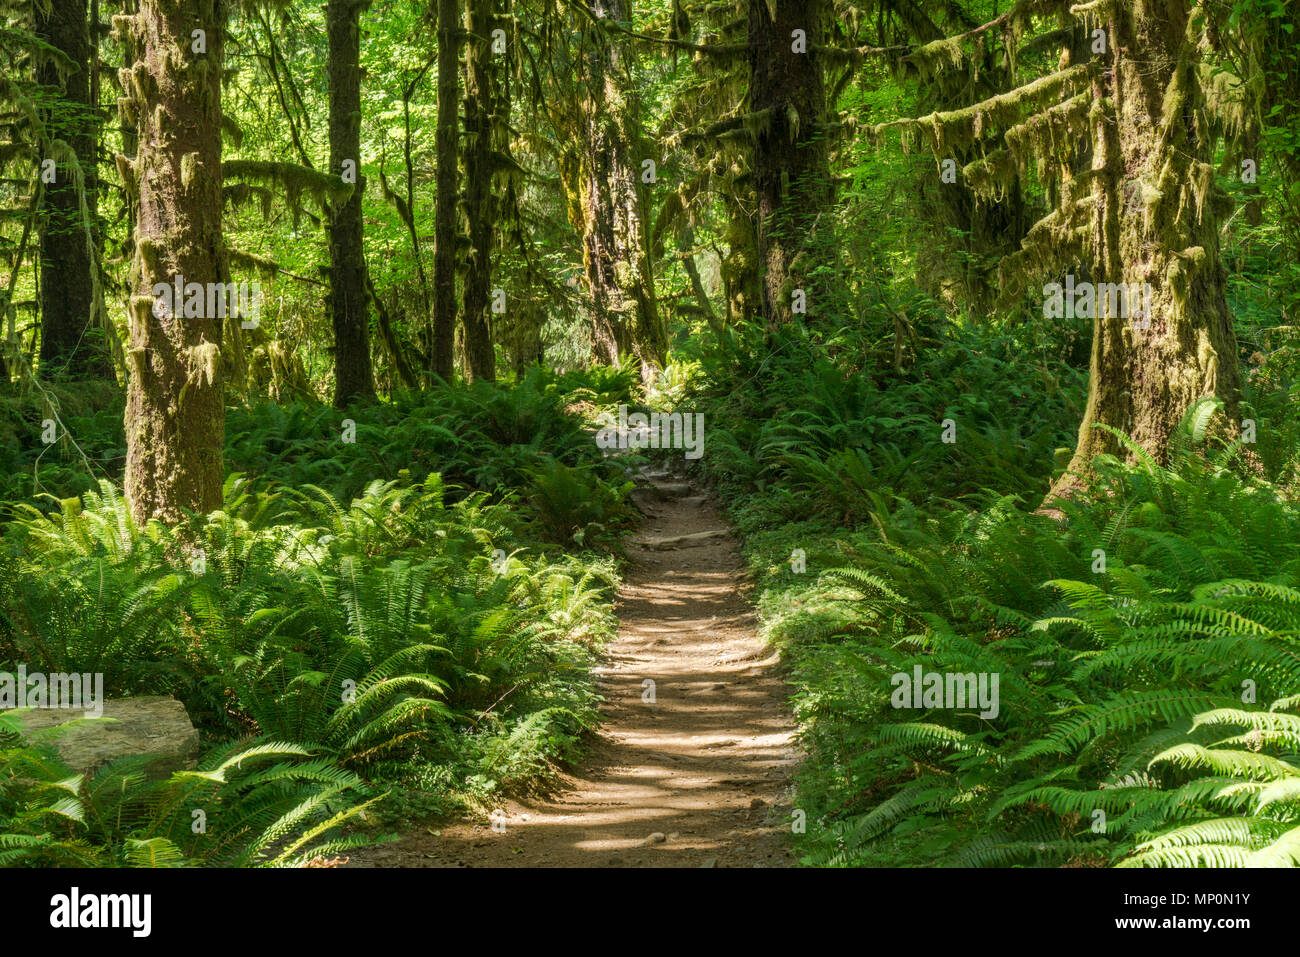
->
[873,64,1092,156]
[996,195,1091,298]
[220,114,244,149]
[1197,63,1251,142]
[227,248,282,278]
[180,152,200,191]
[738,107,775,143]
[221,160,352,215]
[222,182,275,220]
[1003,91,1089,169]
[0,73,42,132]
[963,148,1020,202]
[903,36,970,84]
[184,341,222,391]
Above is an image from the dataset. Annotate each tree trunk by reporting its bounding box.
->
[432,0,460,383]
[326,0,375,406]
[119,0,226,525]
[116,0,140,275]
[1049,2,1241,500]
[36,0,113,379]
[747,0,829,329]
[720,191,759,326]
[577,0,663,376]
[460,0,496,382]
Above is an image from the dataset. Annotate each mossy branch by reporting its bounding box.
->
[871,63,1094,154]
[1003,90,1092,175]
[222,160,352,210]
[812,42,912,65]
[996,195,1094,300]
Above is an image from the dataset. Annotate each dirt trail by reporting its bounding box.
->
[350,467,799,868]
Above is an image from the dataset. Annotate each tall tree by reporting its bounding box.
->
[747,0,830,329]
[1072,3,1240,484]
[35,0,113,378]
[117,0,226,524]
[573,0,664,376]
[459,0,497,382]
[326,0,375,405]
[880,2,1243,500]
[432,0,459,383]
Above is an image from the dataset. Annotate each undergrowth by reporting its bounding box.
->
[684,316,1300,868]
[0,368,633,866]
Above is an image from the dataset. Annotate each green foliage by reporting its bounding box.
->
[224,369,634,532]
[0,723,384,868]
[683,317,1086,530]
[524,458,636,547]
[743,439,1300,867]
[0,384,124,505]
[685,295,1300,868]
[0,378,624,866]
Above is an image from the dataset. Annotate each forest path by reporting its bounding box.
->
[351,467,799,868]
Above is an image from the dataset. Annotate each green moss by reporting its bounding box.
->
[222,160,353,214]
[874,64,1093,156]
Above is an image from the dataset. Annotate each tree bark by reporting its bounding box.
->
[460,0,496,382]
[326,0,375,406]
[120,0,226,525]
[432,0,460,383]
[36,0,113,379]
[1049,1,1241,500]
[747,0,829,329]
[577,0,664,376]
[720,190,759,326]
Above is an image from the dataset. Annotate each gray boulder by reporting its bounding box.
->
[14,696,200,780]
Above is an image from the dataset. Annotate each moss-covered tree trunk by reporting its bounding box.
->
[460,0,496,382]
[115,0,141,272]
[577,0,663,376]
[1050,2,1241,500]
[326,0,375,406]
[747,0,829,329]
[432,0,459,383]
[119,0,225,524]
[36,0,113,379]
[720,190,759,326]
